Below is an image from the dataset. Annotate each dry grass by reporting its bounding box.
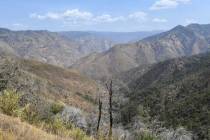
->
[19,59,100,112]
[0,113,71,140]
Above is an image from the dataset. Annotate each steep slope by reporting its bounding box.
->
[0,28,83,66]
[0,28,160,68]
[71,24,210,80]
[60,31,114,54]
[187,23,210,39]
[118,52,210,139]
[0,28,114,67]
[0,55,101,112]
[0,113,70,140]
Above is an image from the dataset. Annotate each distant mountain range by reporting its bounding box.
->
[0,28,159,67]
[71,24,210,80]
[60,31,161,44]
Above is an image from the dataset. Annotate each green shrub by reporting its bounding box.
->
[0,90,93,140]
[50,101,64,114]
[20,104,40,124]
[0,89,20,116]
[69,127,93,140]
[48,116,66,135]
[45,116,93,140]
[134,132,158,140]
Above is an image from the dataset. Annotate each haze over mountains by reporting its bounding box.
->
[61,31,162,44]
[71,24,210,80]
[0,28,159,67]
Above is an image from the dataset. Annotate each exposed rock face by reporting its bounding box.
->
[71,24,210,80]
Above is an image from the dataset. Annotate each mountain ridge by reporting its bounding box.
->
[0,27,160,67]
[117,52,210,139]
[71,24,210,80]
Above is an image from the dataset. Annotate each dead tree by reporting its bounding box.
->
[106,80,113,140]
[97,97,102,134]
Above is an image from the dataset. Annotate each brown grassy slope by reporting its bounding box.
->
[21,59,100,111]
[0,113,70,140]
[0,56,103,112]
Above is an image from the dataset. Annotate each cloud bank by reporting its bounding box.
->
[30,9,148,25]
[30,9,147,24]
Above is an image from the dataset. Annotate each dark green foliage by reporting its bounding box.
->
[0,76,7,91]
[119,53,210,139]
[120,101,139,124]
[50,101,64,115]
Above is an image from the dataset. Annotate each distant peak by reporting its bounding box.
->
[171,25,186,31]
[0,27,11,32]
[187,23,210,29]
[187,23,200,27]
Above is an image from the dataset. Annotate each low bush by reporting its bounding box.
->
[134,132,158,140]
[0,89,93,140]
[20,104,40,124]
[0,89,20,116]
[50,101,64,115]
[47,116,66,135]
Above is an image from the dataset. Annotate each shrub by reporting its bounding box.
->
[0,90,93,140]
[44,116,93,140]
[50,101,64,115]
[20,104,40,124]
[0,89,20,116]
[48,116,66,135]
[69,127,93,140]
[134,132,158,140]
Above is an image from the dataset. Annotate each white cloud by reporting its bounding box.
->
[30,9,147,25]
[94,14,125,23]
[153,18,168,23]
[30,9,93,21]
[185,18,197,24]
[128,11,147,21]
[150,0,191,10]
[11,23,28,29]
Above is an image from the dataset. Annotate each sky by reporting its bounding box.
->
[0,0,209,32]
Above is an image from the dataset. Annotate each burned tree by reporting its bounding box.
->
[106,80,113,140]
[96,97,102,133]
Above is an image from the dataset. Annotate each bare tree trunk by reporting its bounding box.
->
[106,80,113,140]
[97,97,102,137]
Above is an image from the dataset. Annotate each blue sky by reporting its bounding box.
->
[0,0,209,31]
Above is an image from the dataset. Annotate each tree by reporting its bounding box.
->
[106,80,113,140]
[96,97,102,137]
